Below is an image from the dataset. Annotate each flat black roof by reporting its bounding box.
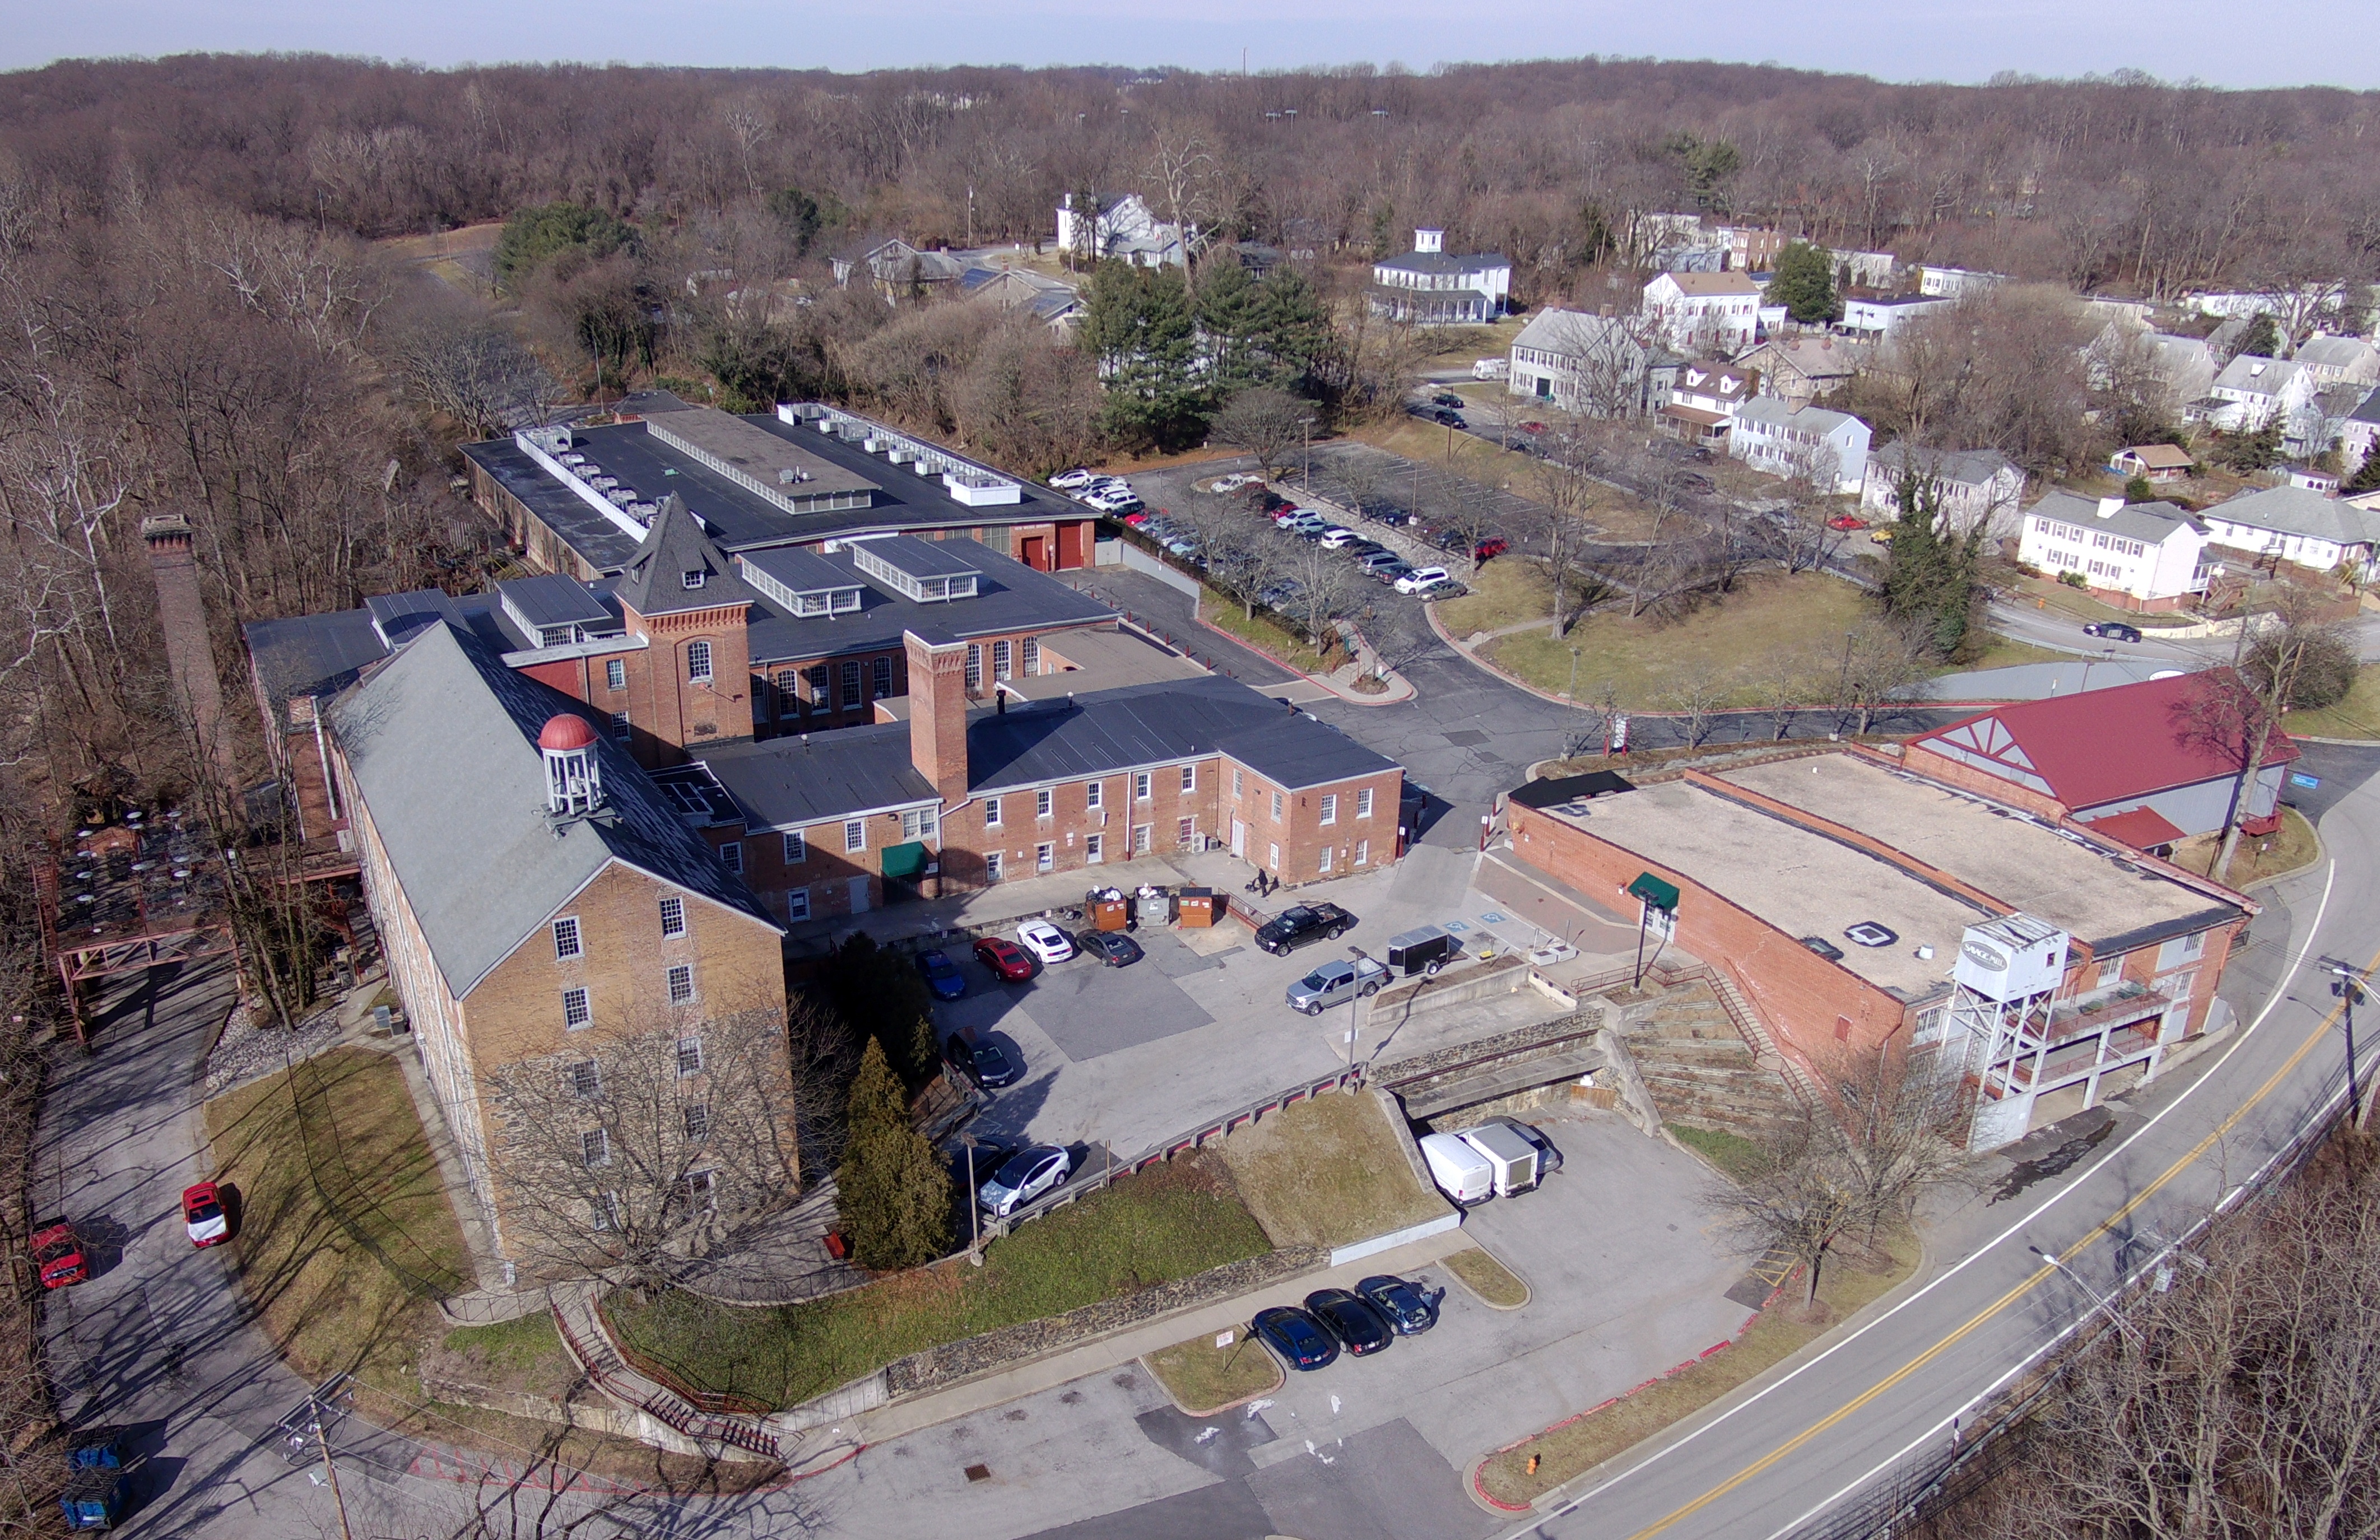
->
[1508,770,1637,809]
[461,410,1095,575]
[741,545,857,594]
[500,572,613,629]
[968,675,1396,794]
[862,534,982,579]
[742,538,1114,664]
[699,724,940,830]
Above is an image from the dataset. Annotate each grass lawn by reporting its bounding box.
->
[606,1154,1271,1409]
[2283,665,2380,739]
[1436,559,1555,639]
[2167,807,2321,887]
[1143,1329,1284,1415]
[1480,1228,1921,1508]
[204,1047,471,1394]
[1216,1088,1448,1249]
[1443,1245,1530,1309]
[2007,573,2199,627]
[1416,318,1525,371]
[1668,1124,1765,1181]
[1201,586,1347,674]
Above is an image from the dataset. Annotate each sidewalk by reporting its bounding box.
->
[836,1225,1479,1448]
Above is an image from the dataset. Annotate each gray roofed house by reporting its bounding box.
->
[2198,483,2380,571]
[2016,490,2211,607]
[2294,334,2380,388]
[1860,444,2026,535]
[329,622,778,999]
[1371,229,1510,325]
[244,607,394,733]
[612,497,760,620]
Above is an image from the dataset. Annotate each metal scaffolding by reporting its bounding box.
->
[35,810,235,1046]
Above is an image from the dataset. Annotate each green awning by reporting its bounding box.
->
[881,841,928,880]
[1628,872,1680,913]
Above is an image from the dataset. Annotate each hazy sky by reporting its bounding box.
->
[8,0,2377,90]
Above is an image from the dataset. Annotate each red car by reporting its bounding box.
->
[1121,510,1151,527]
[32,1217,87,1288]
[1472,537,1510,561]
[973,937,1035,982]
[183,1181,230,1247]
[1826,515,1868,531]
[1519,421,1546,434]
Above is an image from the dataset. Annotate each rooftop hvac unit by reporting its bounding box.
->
[1953,914,2068,1002]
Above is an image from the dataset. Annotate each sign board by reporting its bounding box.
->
[1214,1330,1234,1349]
[2291,773,2321,789]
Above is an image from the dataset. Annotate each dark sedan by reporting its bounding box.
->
[943,1033,1020,1090]
[973,936,1036,982]
[1355,1274,1439,1336]
[1303,1288,1394,1356]
[1251,1305,1339,1371]
[2082,621,2143,643]
[1075,929,1144,967]
[915,949,967,1001]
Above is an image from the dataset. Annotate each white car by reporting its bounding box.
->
[1317,528,1359,549]
[1211,473,1262,493]
[1394,565,1451,594]
[978,1145,1074,1216]
[1015,920,1076,965]
[1081,484,1142,514]
[1048,468,1101,491]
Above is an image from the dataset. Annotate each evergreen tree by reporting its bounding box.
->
[2237,313,2281,360]
[1194,259,1263,395]
[1765,242,1841,324]
[1081,259,1209,450]
[492,202,637,292]
[835,1039,954,1271]
[2345,450,2380,496]
[821,933,936,1085]
[1251,267,1331,396]
[1879,473,1983,659]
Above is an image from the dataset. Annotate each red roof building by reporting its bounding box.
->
[1904,673,2298,845]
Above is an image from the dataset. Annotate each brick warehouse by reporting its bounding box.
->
[1504,747,2253,1144]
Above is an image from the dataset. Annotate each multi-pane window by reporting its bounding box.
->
[1036,788,1053,818]
[682,568,706,590]
[872,657,893,699]
[1271,791,1285,821]
[553,917,582,959]
[805,664,828,704]
[606,658,627,691]
[570,1061,602,1099]
[1086,780,1103,810]
[1180,765,1196,792]
[1133,771,1151,801]
[611,710,631,743]
[965,644,983,689]
[686,640,713,682]
[1355,839,1369,866]
[659,896,686,937]
[783,830,807,864]
[582,1129,610,1167]
[844,820,866,853]
[983,797,1002,827]
[592,1192,621,1229]
[561,988,591,1030]
[1319,844,1333,873]
[682,1102,709,1140]
[1356,788,1374,818]
[1133,823,1152,854]
[1035,842,1055,873]
[775,669,800,715]
[718,841,743,874]
[901,807,937,840]
[666,964,695,1005]
[677,1036,704,1076]
[1021,636,1039,675]
[992,640,1012,680]
[786,888,811,920]
[1319,793,1338,826]
[685,1169,716,1208]
[840,660,862,706]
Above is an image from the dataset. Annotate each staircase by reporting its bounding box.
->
[549,1282,784,1463]
[1620,979,1802,1140]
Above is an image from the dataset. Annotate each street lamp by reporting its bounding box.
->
[1346,945,1373,1071]
[2029,1244,2140,1346]
[963,1133,986,1266]
[2327,963,2373,1132]
[1567,646,1581,701]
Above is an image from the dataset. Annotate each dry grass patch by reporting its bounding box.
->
[1200,587,1347,674]
[1437,558,1554,638]
[1444,1245,1530,1309]
[1217,1089,1449,1249]
[1143,1329,1284,1416]
[2168,807,2320,887]
[1479,1229,1920,1508]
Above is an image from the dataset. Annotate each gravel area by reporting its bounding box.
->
[202,997,353,1099]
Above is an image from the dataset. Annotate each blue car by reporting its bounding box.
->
[1251,1305,1339,1371]
[915,949,966,1001]
[1355,1274,1438,1336]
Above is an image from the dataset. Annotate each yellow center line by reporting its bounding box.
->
[1624,945,2368,1539]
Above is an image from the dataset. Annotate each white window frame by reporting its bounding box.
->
[786,887,811,921]
[676,1036,704,1077]
[1021,636,1039,675]
[1134,771,1151,801]
[681,568,707,590]
[1271,791,1285,821]
[561,987,591,1030]
[1319,793,1337,826]
[1233,767,1244,797]
[1035,841,1055,873]
[686,639,713,683]
[570,1060,602,1099]
[965,644,983,689]
[582,1129,611,1167]
[984,796,1002,828]
[984,850,1003,883]
[1036,788,1053,819]
[1086,779,1103,810]
[992,639,1012,681]
[901,807,937,840]
[1180,765,1196,793]
[1357,787,1374,818]
[685,1168,717,1210]
[1177,816,1196,847]
[1319,844,1333,873]
[840,659,862,706]
[659,896,686,937]
[872,656,894,699]
[666,964,695,1006]
[783,830,807,865]
[1133,823,1152,854]
[718,840,743,874]
[552,916,582,960]
[1355,838,1369,866]
[844,820,866,854]
[610,710,631,744]
[683,1102,710,1140]
[606,657,627,691]
[1086,832,1104,864]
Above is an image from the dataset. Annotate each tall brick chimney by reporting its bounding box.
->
[143,514,237,785]
[904,626,970,806]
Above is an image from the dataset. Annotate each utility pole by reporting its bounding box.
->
[2029,1245,2141,1347]
[312,1410,355,1540]
[2329,963,2372,1132]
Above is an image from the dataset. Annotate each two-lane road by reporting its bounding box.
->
[1510,743,2380,1540]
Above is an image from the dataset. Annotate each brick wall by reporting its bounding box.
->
[1900,743,2071,821]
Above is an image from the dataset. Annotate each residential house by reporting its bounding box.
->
[1641,271,1763,356]
[1656,360,1754,449]
[1722,225,1790,273]
[1840,294,1954,339]
[968,266,1085,334]
[2017,490,2210,612]
[2085,327,2218,413]
[1727,398,1870,494]
[2205,355,2317,448]
[1057,193,1189,268]
[2109,445,2195,483]
[1507,309,1654,417]
[1859,445,2025,537]
[845,240,968,300]
[2197,483,2380,576]
[1826,249,1899,289]
[2342,387,2380,476]
[1905,672,2300,844]
[1370,229,1511,325]
[1918,266,2006,299]
[1740,336,1866,410]
[2292,334,2380,389]
[1499,748,2250,1148]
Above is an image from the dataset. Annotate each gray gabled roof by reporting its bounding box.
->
[612,497,759,620]
[2351,387,2380,427]
[329,623,778,999]
[2213,354,2302,396]
[2296,335,2378,371]
[2202,484,2380,547]
[1869,444,2018,488]
[2026,489,2206,545]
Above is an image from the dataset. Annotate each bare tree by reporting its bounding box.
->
[484,1004,800,1290]
[1275,537,1355,654]
[1209,386,1312,476]
[1832,620,1936,734]
[1656,663,1732,748]
[1178,500,1291,621]
[2176,594,2346,879]
[385,308,560,439]
[1752,648,1821,741]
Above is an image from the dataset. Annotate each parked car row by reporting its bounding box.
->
[1266,505,1472,601]
[33,1181,237,1294]
[1251,1273,1440,1372]
[1049,468,1147,516]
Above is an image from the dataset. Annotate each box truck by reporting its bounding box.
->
[1417,1132,1495,1205]
[1456,1122,1545,1197]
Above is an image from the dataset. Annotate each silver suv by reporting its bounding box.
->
[1285,956,1391,1015]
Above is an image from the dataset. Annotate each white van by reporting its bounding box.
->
[1417,1132,1495,1206]
[1472,358,1510,381]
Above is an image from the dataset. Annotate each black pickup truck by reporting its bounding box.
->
[1254,902,1357,956]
